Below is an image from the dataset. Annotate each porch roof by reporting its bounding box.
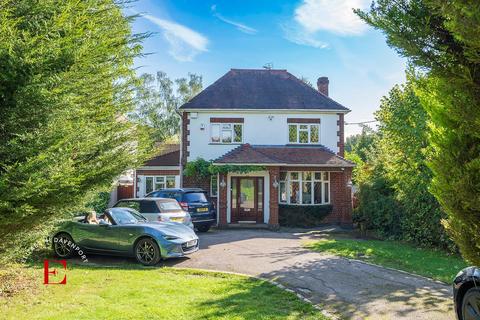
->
[212,144,355,167]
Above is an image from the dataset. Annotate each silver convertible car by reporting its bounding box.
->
[52,207,199,265]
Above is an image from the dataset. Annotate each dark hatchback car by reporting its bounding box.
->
[453,266,480,320]
[147,188,216,232]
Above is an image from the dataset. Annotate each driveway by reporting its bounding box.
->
[165,228,454,320]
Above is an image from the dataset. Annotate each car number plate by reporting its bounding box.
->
[171,217,183,222]
[186,240,197,247]
[197,208,208,212]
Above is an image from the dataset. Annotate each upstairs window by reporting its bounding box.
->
[288,123,320,144]
[211,123,243,143]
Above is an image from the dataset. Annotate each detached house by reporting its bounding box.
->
[176,68,355,228]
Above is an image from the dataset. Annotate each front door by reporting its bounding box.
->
[231,177,264,223]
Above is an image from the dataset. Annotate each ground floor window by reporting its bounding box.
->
[145,175,176,194]
[279,171,330,205]
[210,175,218,197]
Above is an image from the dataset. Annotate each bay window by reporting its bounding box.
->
[279,171,330,205]
[288,123,320,144]
[211,123,243,143]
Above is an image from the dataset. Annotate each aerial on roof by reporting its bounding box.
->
[180,69,350,111]
[213,144,355,167]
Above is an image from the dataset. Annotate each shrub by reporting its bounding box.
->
[279,204,333,227]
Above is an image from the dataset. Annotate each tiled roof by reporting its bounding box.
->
[143,144,180,166]
[180,69,349,111]
[213,144,355,167]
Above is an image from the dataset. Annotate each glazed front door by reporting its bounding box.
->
[231,177,264,223]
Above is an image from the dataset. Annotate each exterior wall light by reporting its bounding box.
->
[200,123,206,131]
[219,178,226,188]
[347,180,353,188]
[272,176,279,189]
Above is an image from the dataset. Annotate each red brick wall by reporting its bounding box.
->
[181,112,190,166]
[268,167,280,228]
[337,113,345,157]
[182,175,212,195]
[218,173,228,226]
[326,168,353,225]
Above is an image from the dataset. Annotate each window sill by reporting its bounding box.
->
[279,203,331,206]
[209,143,243,145]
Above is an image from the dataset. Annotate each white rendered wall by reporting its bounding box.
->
[187,111,339,162]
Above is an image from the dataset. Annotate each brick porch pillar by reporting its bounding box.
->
[218,173,228,227]
[268,167,280,229]
[342,168,353,225]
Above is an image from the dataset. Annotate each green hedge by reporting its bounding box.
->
[279,204,333,227]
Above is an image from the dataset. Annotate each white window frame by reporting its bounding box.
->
[288,123,320,144]
[210,123,243,144]
[144,175,177,194]
[279,171,330,205]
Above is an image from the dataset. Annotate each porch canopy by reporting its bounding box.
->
[212,143,355,167]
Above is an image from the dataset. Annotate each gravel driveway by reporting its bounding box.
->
[164,228,454,320]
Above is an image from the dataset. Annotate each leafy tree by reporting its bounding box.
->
[375,75,452,249]
[0,0,152,261]
[357,1,480,263]
[351,73,453,250]
[345,125,376,162]
[131,71,202,142]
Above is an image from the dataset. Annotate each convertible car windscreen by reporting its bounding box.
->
[110,209,146,224]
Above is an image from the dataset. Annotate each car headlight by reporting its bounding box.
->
[163,235,180,241]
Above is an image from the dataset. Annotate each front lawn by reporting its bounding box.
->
[305,238,467,283]
[0,265,327,320]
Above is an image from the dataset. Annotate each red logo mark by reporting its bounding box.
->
[43,259,67,285]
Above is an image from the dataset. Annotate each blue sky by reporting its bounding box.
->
[129,0,407,136]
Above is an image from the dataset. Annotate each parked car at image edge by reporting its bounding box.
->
[453,266,480,320]
[51,207,199,265]
[147,188,216,232]
[113,197,194,229]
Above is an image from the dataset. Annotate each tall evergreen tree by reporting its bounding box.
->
[0,0,153,261]
[357,1,480,263]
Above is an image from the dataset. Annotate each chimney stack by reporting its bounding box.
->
[317,77,329,96]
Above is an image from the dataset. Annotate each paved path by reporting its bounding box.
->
[163,228,454,320]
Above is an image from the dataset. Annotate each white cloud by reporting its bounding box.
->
[294,0,369,35]
[211,5,258,35]
[281,23,328,49]
[142,14,208,62]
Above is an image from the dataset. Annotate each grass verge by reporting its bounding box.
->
[0,264,328,320]
[305,238,467,283]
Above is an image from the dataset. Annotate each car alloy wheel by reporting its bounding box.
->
[462,288,480,320]
[53,233,74,258]
[135,238,160,266]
